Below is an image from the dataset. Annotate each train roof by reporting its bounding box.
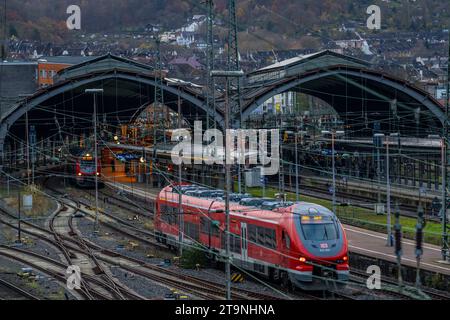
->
[159,186,336,225]
[289,203,335,217]
[159,186,284,224]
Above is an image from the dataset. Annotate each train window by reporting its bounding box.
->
[256,227,265,246]
[264,228,276,249]
[160,205,177,225]
[200,217,209,234]
[231,234,241,254]
[184,222,200,241]
[200,217,220,237]
[282,231,291,249]
[301,223,338,241]
[220,233,241,253]
[211,223,220,237]
[247,225,276,249]
[248,225,257,243]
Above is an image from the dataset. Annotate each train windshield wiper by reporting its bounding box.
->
[323,226,329,240]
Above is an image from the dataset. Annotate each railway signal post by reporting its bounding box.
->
[85,88,104,234]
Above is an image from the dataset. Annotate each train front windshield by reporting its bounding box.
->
[301,222,338,241]
[80,160,95,173]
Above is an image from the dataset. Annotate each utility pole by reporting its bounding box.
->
[29,125,36,186]
[205,0,215,187]
[374,133,385,215]
[227,0,243,194]
[394,202,403,291]
[85,89,104,234]
[322,130,344,213]
[415,210,425,289]
[178,93,183,257]
[386,135,392,246]
[17,187,21,243]
[331,132,336,214]
[295,133,299,202]
[19,94,33,186]
[205,0,215,131]
[279,115,285,199]
[211,70,244,301]
[153,36,164,146]
[441,31,450,263]
[168,81,191,257]
[26,111,30,186]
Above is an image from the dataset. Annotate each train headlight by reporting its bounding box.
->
[96,172,100,176]
[343,256,348,262]
[78,173,82,176]
[299,257,307,263]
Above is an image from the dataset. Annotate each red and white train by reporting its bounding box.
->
[68,148,102,188]
[155,184,349,290]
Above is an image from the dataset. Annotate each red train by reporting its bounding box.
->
[68,148,102,188]
[155,184,349,290]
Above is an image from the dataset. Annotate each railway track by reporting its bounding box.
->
[39,180,449,300]
[0,278,41,300]
[57,201,145,300]
[101,181,450,300]
[0,245,105,300]
[46,184,304,300]
[0,204,142,300]
[1,189,285,300]
[350,268,450,300]
[48,185,332,300]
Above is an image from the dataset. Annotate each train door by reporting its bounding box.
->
[241,222,248,261]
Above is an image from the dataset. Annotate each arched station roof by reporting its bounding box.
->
[0,54,223,156]
[0,50,446,162]
[238,50,446,134]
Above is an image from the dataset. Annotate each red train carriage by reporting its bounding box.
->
[69,148,103,188]
[155,185,349,290]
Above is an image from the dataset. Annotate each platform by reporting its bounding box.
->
[345,225,449,276]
